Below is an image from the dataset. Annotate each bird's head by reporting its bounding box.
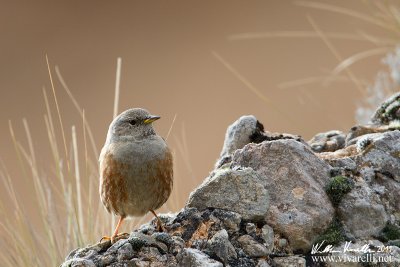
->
[107,108,161,142]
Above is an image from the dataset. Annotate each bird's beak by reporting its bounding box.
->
[144,115,161,124]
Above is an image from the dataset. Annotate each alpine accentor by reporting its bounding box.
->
[99,108,173,243]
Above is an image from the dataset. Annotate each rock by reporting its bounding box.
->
[176,248,223,267]
[272,256,306,267]
[245,223,256,235]
[256,259,271,267]
[374,172,400,221]
[93,252,117,266]
[261,225,274,253]
[206,229,237,264]
[217,115,263,168]
[117,243,135,261]
[61,258,96,267]
[210,209,242,234]
[152,232,174,249]
[371,91,400,125]
[187,168,269,221]
[129,259,150,266]
[232,139,334,252]
[59,106,400,267]
[216,115,304,168]
[338,181,388,239]
[345,125,389,146]
[308,130,346,152]
[237,235,268,257]
[278,239,288,248]
[353,130,400,182]
[128,232,167,254]
[171,236,185,255]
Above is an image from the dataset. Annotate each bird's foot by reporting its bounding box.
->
[150,209,167,232]
[156,222,165,232]
[99,232,129,244]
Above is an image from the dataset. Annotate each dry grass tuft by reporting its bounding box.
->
[0,57,187,266]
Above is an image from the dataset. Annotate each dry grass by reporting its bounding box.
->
[2,2,400,266]
[224,0,400,126]
[0,57,189,266]
[229,0,400,94]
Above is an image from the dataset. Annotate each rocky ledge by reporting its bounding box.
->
[62,92,400,267]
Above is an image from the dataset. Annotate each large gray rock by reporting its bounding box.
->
[354,130,400,182]
[231,139,334,252]
[177,248,223,267]
[187,168,269,221]
[338,181,389,239]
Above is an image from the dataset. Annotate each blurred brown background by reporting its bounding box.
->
[0,1,394,214]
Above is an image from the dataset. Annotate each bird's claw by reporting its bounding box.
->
[99,232,129,244]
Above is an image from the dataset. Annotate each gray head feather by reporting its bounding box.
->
[105,108,159,144]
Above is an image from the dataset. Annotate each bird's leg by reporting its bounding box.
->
[150,209,165,232]
[100,216,129,243]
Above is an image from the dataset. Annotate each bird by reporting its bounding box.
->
[99,108,173,243]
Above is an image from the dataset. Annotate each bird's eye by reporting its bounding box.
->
[128,120,137,126]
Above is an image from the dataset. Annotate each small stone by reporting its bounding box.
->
[148,247,161,258]
[107,239,129,253]
[177,248,223,267]
[117,243,135,261]
[308,130,346,152]
[151,232,174,248]
[108,262,134,267]
[61,258,96,267]
[207,229,237,264]
[154,241,168,254]
[261,225,274,253]
[216,115,261,168]
[129,232,155,246]
[237,235,268,257]
[94,253,116,266]
[171,236,185,255]
[128,237,147,251]
[138,223,155,235]
[65,248,80,260]
[210,209,242,234]
[278,239,288,248]
[257,259,271,267]
[127,232,167,254]
[371,91,400,125]
[130,258,150,267]
[246,223,256,235]
[273,256,306,267]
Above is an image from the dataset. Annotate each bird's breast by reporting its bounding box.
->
[99,137,173,216]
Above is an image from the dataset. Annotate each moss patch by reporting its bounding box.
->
[314,219,346,248]
[379,222,400,242]
[326,176,354,207]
